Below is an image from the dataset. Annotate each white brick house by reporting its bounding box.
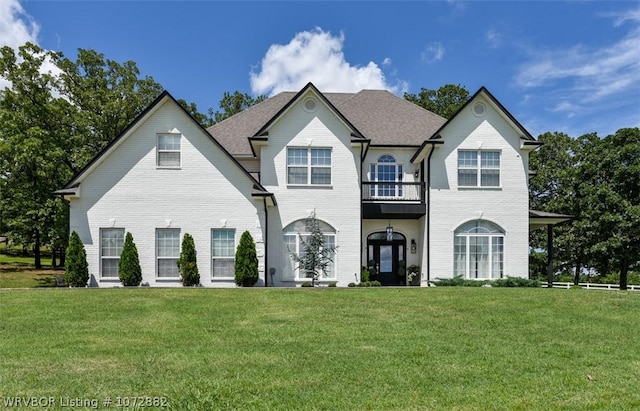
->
[57,82,548,287]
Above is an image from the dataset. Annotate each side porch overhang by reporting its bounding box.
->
[529,210,575,288]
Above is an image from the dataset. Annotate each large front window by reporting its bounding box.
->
[283,219,336,280]
[212,229,236,278]
[287,148,332,185]
[454,220,504,279]
[157,229,180,278]
[458,150,500,187]
[370,154,403,197]
[100,228,124,278]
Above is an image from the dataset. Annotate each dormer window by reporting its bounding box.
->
[157,133,181,167]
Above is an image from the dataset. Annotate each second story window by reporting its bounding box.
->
[287,148,332,185]
[157,133,181,167]
[458,150,500,187]
[370,154,403,197]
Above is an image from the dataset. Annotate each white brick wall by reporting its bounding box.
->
[68,97,266,287]
[260,90,362,286]
[428,95,530,280]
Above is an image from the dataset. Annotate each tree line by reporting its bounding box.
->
[0,43,257,268]
[0,43,637,284]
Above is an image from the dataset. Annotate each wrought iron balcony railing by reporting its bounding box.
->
[362,182,424,202]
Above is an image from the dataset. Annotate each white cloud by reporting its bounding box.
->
[0,0,40,90]
[513,8,640,135]
[0,0,62,93]
[421,42,445,63]
[250,28,404,96]
[485,29,501,48]
[0,0,39,49]
[515,9,640,102]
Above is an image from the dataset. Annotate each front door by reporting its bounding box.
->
[367,233,406,286]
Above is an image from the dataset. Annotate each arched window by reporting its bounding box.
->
[283,218,336,280]
[454,220,504,279]
[370,154,403,197]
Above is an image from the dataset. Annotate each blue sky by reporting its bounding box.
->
[2,0,639,137]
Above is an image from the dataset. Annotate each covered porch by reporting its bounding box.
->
[529,210,574,287]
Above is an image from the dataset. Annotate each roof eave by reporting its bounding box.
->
[410,140,444,164]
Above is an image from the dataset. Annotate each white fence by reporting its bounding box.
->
[543,282,640,291]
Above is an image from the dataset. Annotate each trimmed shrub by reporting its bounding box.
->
[301,281,313,287]
[64,231,89,287]
[234,231,259,287]
[177,233,200,286]
[328,282,337,287]
[348,282,356,287]
[119,232,142,286]
[492,277,540,288]
[434,275,541,287]
[361,267,370,283]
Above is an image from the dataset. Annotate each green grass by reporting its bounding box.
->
[1,288,639,410]
[0,244,60,288]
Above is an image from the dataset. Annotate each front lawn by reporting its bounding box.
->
[0,244,61,288]
[1,288,639,410]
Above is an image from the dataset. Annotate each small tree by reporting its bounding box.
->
[64,231,89,287]
[177,233,200,286]
[290,212,336,287]
[234,230,259,287]
[119,232,142,286]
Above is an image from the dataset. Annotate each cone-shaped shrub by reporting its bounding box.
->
[234,230,258,287]
[64,231,89,287]
[119,232,142,286]
[178,233,200,286]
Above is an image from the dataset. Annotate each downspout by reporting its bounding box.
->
[263,197,269,287]
[425,147,434,286]
[360,142,365,283]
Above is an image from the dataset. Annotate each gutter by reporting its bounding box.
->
[425,147,435,285]
[263,197,269,287]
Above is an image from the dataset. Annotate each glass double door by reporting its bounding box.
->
[368,237,406,286]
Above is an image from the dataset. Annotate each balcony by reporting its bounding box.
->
[362,182,426,219]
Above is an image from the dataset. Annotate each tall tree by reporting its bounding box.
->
[530,128,640,288]
[585,128,640,289]
[177,99,214,128]
[0,43,72,268]
[0,43,165,266]
[404,84,470,119]
[213,91,265,123]
[56,48,164,171]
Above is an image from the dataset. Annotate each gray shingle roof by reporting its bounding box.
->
[207,89,447,155]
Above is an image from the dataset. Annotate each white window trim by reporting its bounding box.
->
[212,229,236,280]
[157,133,181,168]
[454,230,505,280]
[100,228,124,280]
[286,147,332,186]
[285,232,337,281]
[457,150,501,188]
[370,154,404,198]
[156,228,181,280]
